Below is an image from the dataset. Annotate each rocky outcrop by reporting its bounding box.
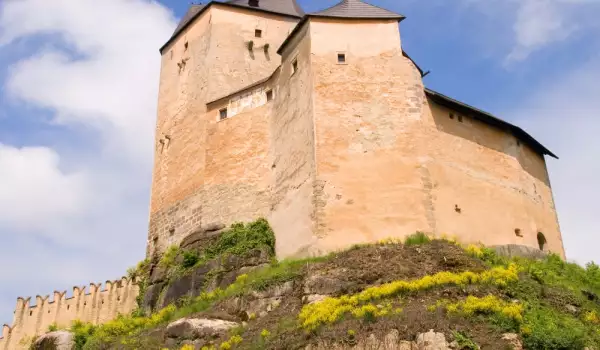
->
[492,244,548,260]
[306,330,453,350]
[165,318,239,340]
[32,331,74,350]
[142,246,272,312]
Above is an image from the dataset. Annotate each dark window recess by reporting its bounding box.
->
[266,90,273,101]
[184,41,188,50]
[292,59,298,75]
[458,115,463,122]
[337,53,346,64]
[67,305,70,310]
[248,0,259,7]
[255,29,262,38]
[30,311,33,316]
[537,232,547,251]
[449,113,455,120]
[219,108,228,120]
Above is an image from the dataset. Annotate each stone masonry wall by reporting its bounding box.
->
[148,5,298,255]
[0,279,139,350]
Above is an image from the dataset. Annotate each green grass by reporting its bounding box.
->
[404,232,431,246]
[471,249,600,349]
[452,331,479,350]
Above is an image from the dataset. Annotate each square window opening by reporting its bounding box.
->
[219,108,228,120]
[255,29,262,38]
[249,0,259,7]
[337,53,346,64]
[266,90,273,101]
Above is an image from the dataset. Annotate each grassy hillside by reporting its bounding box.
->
[39,221,600,349]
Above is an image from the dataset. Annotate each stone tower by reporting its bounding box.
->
[148,0,565,259]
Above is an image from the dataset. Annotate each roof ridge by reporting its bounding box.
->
[309,0,404,20]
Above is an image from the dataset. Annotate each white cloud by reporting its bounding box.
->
[0,0,176,325]
[0,144,88,232]
[506,0,572,62]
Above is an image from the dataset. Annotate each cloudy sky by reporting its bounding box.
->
[0,0,599,326]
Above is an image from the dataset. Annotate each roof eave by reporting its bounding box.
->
[424,88,558,159]
[160,1,304,54]
[309,14,405,21]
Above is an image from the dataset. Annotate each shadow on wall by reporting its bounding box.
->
[429,103,550,187]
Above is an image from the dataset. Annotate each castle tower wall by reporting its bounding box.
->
[0,279,139,350]
[419,99,564,256]
[148,4,299,256]
[268,21,319,258]
[306,18,431,253]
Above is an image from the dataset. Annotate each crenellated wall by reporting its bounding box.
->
[0,278,139,350]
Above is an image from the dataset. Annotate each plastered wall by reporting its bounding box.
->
[421,101,564,256]
[308,18,431,252]
[0,279,139,350]
[268,21,318,258]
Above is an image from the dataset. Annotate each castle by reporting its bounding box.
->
[1,0,565,348]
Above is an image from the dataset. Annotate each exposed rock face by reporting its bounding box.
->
[142,246,272,312]
[416,330,450,350]
[502,333,523,350]
[305,330,453,350]
[492,244,548,260]
[165,318,239,340]
[32,331,74,350]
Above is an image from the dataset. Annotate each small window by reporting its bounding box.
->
[219,108,228,120]
[184,41,188,51]
[30,311,33,316]
[515,228,523,237]
[248,0,259,7]
[255,29,262,38]
[449,113,455,120]
[458,115,463,123]
[291,58,298,76]
[266,90,273,101]
[337,53,346,64]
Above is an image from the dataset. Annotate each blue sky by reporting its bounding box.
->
[1,0,600,328]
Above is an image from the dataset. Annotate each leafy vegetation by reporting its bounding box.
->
[299,264,519,330]
[404,231,431,246]
[452,331,479,350]
[36,225,600,350]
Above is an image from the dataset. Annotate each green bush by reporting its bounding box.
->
[205,218,276,259]
[521,306,588,350]
[158,245,179,268]
[182,250,200,268]
[404,232,431,246]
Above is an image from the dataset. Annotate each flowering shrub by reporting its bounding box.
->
[444,295,523,323]
[299,265,519,330]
